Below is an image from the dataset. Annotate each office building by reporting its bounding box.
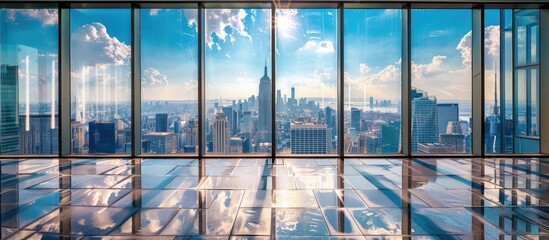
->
[411,88,438,152]
[88,121,116,154]
[290,122,329,154]
[213,110,230,153]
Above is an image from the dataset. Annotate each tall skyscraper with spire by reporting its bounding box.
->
[257,60,272,143]
[485,65,501,153]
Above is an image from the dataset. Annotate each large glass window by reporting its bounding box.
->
[411,9,472,154]
[276,8,338,155]
[70,9,131,154]
[344,9,402,154]
[513,9,539,153]
[204,8,271,154]
[140,8,198,155]
[0,8,58,154]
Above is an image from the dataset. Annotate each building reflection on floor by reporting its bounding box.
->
[0,158,548,239]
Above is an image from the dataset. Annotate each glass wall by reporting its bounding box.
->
[275,8,338,155]
[0,8,58,154]
[411,9,472,154]
[344,9,402,154]
[0,4,544,157]
[140,8,198,155]
[70,9,131,154]
[514,9,539,153]
[484,9,540,154]
[204,8,271,155]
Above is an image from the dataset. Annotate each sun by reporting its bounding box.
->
[275,9,297,38]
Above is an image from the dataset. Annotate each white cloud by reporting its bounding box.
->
[457,31,472,68]
[412,55,447,80]
[204,9,251,49]
[150,9,161,16]
[359,63,371,74]
[485,25,500,57]
[71,22,131,66]
[314,67,337,85]
[298,40,335,54]
[366,65,400,84]
[6,9,58,26]
[141,68,168,88]
[457,25,500,69]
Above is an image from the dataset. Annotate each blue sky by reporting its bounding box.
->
[2,7,502,104]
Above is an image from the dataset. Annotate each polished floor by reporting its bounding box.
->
[0,158,548,239]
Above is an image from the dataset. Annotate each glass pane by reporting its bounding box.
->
[204,8,271,154]
[516,69,527,136]
[276,8,338,155]
[515,9,539,66]
[411,9,472,154]
[70,9,131,154]
[140,8,198,154]
[344,9,402,154]
[484,9,501,153]
[530,68,538,136]
[502,9,514,153]
[0,8,58,154]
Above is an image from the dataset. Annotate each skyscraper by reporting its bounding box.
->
[351,108,361,131]
[0,65,20,154]
[143,132,177,154]
[381,120,401,154]
[440,121,465,152]
[276,89,283,113]
[19,115,58,154]
[258,62,272,143]
[89,121,116,154]
[437,103,459,136]
[213,110,230,153]
[155,113,168,132]
[257,64,272,132]
[411,88,438,152]
[290,122,329,154]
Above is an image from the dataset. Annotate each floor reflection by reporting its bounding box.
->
[0,157,548,239]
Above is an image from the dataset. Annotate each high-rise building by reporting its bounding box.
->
[381,120,401,154]
[19,115,58,154]
[437,104,459,136]
[290,122,329,154]
[213,110,230,153]
[357,133,367,153]
[71,120,86,154]
[485,70,501,153]
[0,65,20,154]
[88,121,116,154]
[440,121,465,152]
[369,96,374,110]
[182,119,198,153]
[143,132,177,154]
[276,89,283,113]
[351,108,361,131]
[155,113,168,132]
[418,143,455,153]
[229,136,244,153]
[411,88,438,152]
[257,62,272,143]
[366,134,381,154]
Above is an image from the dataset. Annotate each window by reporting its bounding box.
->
[411,9,472,154]
[0,7,58,154]
[344,9,402,154]
[140,8,198,155]
[70,8,131,154]
[276,8,338,155]
[204,8,271,154]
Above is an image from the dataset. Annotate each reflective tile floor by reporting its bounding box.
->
[1,158,548,239]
